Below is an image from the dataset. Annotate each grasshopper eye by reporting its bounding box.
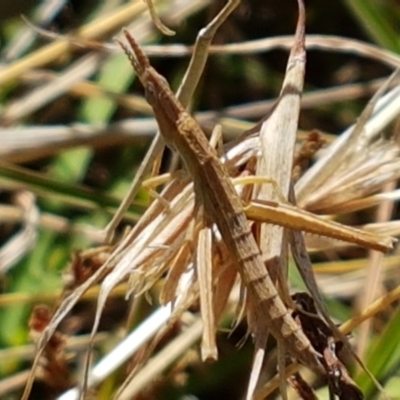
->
[145,82,158,106]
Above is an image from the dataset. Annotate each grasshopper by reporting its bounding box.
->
[118,31,324,373]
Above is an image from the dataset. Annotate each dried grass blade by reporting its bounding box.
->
[207,35,400,70]
[341,284,400,334]
[356,176,397,358]
[103,135,165,242]
[255,0,306,254]
[246,346,266,400]
[160,241,192,304]
[197,226,217,361]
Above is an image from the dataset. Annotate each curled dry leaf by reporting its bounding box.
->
[144,0,176,36]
